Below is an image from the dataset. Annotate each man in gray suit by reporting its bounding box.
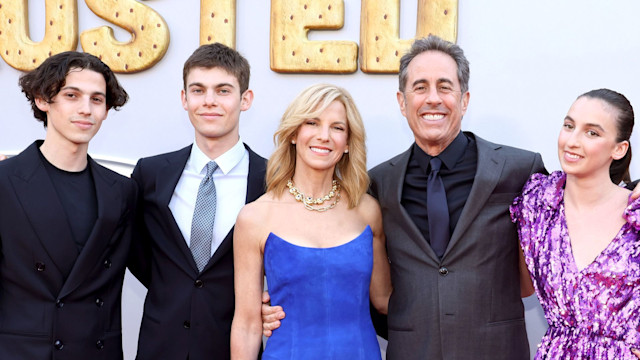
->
[262,35,545,359]
[367,35,544,359]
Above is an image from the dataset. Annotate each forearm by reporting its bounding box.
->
[230,320,263,360]
[232,208,267,359]
[370,291,390,315]
[370,217,392,314]
[370,259,392,314]
[519,245,535,298]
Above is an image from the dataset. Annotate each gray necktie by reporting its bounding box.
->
[190,161,218,272]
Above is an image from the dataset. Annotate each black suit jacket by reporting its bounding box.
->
[129,144,266,360]
[0,141,136,360]
[369,133,545,360]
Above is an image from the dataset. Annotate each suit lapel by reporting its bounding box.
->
[383,147,441,263]
[206,145,266,269]
[445,135,505,257]
[59,158,121,298]
[9,143,78,277]
[156,146,199,273]
[244,146,267,204]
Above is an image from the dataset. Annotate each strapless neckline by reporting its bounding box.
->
[266,225,372,250]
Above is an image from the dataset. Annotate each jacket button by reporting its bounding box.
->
[35,262,46,271]
[56,299,64,308]
[95,298,104,307]
[194,279,204,288]
[96,340,104,349]
[183,321,191,329]
[439,267,449,276]
[54,340,64,350]
[103,259,112,269]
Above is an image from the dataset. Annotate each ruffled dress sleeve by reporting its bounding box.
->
[510,171,565,264]
[624,195,640,233]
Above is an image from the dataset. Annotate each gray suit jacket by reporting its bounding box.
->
[369,132,545,360]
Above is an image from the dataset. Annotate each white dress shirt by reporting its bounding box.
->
[169,139,249,256]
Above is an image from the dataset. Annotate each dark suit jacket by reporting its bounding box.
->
[369,133,545,360]
[0,141,136,360]
[626,179,639,190]
[129,144,266,360]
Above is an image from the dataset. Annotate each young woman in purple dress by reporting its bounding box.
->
[511,89,640,359]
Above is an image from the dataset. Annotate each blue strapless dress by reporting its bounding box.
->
[262,225,381,360]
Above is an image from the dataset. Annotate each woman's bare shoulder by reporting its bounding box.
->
[236,192,285,228]
[356,193,382,217]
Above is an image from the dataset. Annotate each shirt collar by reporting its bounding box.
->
[189,139,246,175]
[413,131,468,172]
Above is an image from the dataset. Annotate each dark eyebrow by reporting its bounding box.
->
[586,123,606,132]
[411,78,454,88]
[187,82,235,89]
[60,86,106,98]
[187,82,204,88]
[411,79,428,88]
[564,116,606,132]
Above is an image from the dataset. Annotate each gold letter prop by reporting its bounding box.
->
[360,0,457,73]
[200,0,235,47]
[270,0,358,73]
[0,0,78,71]
[81,0,170,73]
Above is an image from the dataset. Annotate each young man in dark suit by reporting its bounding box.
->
[128,43,266,360]
[0,51,135,359]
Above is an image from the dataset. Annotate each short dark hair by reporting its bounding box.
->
[399,35,470,94]
[18,51,128,127]
[182,43,251,94]
[579,88,635,184]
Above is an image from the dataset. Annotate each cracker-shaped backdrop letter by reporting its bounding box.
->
[81,0,169,73]
[270,0,357,73]
[0,0,78,71]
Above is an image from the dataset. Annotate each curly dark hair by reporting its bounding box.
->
[19,51,128,127]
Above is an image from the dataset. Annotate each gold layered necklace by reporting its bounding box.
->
[286,179,341,212]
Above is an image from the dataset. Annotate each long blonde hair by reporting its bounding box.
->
[266,83,368,208]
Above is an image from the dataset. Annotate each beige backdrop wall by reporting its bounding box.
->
[1,1,639,359]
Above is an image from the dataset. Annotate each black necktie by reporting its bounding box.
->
[427,157,450,258]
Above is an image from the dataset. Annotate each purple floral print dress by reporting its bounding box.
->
[510,171,640,359]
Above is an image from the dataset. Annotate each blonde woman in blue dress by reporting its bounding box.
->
[230,83,391,359]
